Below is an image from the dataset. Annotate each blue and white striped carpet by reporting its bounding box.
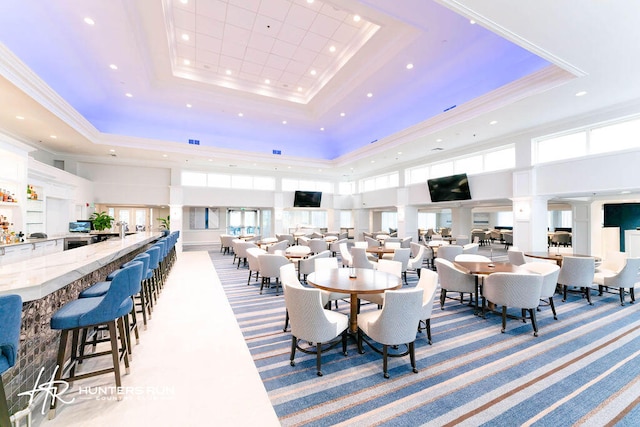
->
[205,246,640,426]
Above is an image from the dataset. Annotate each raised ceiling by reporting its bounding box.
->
[0,1,638,179]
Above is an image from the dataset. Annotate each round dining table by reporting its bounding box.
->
[365,246,395,259]
[306,268,402,333]
[524,251,599,267]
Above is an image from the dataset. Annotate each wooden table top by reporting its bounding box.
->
[453,261,520,275]
[524,252,599,266]
[306,268,401,295]
[365,246,395,255]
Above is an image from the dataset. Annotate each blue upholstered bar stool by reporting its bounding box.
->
[0,294,22,427]
[49,261,143,418]
[146,244,162,306]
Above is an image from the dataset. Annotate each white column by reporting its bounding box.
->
[451,207,472,237]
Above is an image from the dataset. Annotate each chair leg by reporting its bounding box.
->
[440,289,446,309]
[529,308,539,337]
[108,321,124,396]
[49,329,69,418]
[289,336,297,366]
[620,288,625,306]
[521,308,527,323]
[383,344,389,378]
[409,341,418,373]
[341,330,348,356]
[584,287,593,305]
[562,285,568,302]
[115,318,130,375]
[631,287,636,303]
[316,342,323,376]
[549,296,557,320]
[283,310,289,332]
[357,330,365,354]
[501,306,507,333]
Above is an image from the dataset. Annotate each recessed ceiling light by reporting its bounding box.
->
[15,116,24,120]
[310,69,317,76]
[329,46,336,53]
[265,79,270,84]
[489,120,498,125]
[320,127,325,131]
[162,154,168,158]
[353,15,361,22]
[50,135,57,139]
[282,120,287,125]
[307,0,314,3]
[208,158,213,162]
[180,0,188,4]
[238,112,243,117]
[109,64,118,70]
[125,93,133,98]
[288,166,292,169]
[186,103,192,108]
[397,151,402,155]
[84,17,95,26]
[469,19,476,24]
[370,160,375,163]
[184,59,191,65]
[436,138,443,142]
[621,190,631,194]
[406,63,414,70]
[340,112,346,117]
[109,149,116,153]
[225,69,232,75]
[181,33,189,41]
[367,92,373,98]
[575,91,587,97]
[297,87,303,92]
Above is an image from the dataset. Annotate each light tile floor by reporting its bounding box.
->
[29,251,279,427]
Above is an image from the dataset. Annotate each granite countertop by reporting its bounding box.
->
[0,232,161,301]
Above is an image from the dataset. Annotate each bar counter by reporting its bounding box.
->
[0,231,161,417]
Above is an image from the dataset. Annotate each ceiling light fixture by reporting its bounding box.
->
[436,138,443,142]
[265,79,270,84]
[208,159,213,162]
[180,0,188,4]
[470,19,476,24]
[320,127,325,131]
[406,63,414,70]
[125,93,133,98]
[340,112,346,117]
[50,135,57,139]
[282,120,287,124]
[109,64,118,70]
[238,113,243,117]
[575,91,587,97]
[310,69,317,76]
[353,15,361,22]
[489,120,498,125]
[16,116,24,120]
[297,87,303,92]
[329,46,336,53]
[83,17,95,26]
[162,154,168,158]
[109,149,116,153]
[225,69,232,75]
[186,104,192,108]
[367,92,373,98]
[307,0,314,3]
[184,59,190,65]
[181,33,189,41]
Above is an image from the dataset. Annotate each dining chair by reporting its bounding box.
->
[308,238,328,255]
[358,260,402,308]
[558,256,596,305]
[313,256,349,309]
[283,282,349,376]
[520,262,561,319]
[351,247,376,269]
[267,239,289,254]
[462,243,479,254]
[507,249,527,266]
[257,254,290,295]
[246,247,267,285]
[436,245,463,262]
[407,244,426,278]
[339,242,353,267]
[357,288,423,378]
[280,263,305,331]
[482,272,544,336]
[435,258,477,310]
[416,269,438,343]
[593,257,640,305]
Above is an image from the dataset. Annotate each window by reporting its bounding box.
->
[417,212,437,229]
[381,211,397,232]
[430,162,453,179]
[340,211,352,228]
[181,171,275,190]
[590,117,640,154]
[182,171,207,186]
[454,155,483,175]
[360,172,399,193]
[536,132,587,164]
[338,181,355,195]
[283,179,333,193]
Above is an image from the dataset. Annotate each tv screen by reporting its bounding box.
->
[69,220,92,233]
[427,173,472,202]
[294,191,322,208]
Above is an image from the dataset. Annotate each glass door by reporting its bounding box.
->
[227,209,262,236]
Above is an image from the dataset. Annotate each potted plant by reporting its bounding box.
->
[90,211,114,232]
[157,215,170,230]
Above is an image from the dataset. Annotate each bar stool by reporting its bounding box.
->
[0,294,22,427]
[48,261,143,418]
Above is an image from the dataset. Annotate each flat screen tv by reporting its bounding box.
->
[69,220,92,233]
[294,191,322,208]
[427,173,472,202]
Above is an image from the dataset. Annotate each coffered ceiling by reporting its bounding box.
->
[0,1,639,179]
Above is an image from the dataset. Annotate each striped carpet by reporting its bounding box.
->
[202,245,640,426]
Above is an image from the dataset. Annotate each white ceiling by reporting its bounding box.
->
[0,0,639,181]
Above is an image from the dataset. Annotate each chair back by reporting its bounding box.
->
[400,236,413,248]
[133,252,151,279]
[604,257,640,288]
[308,238,328,254]
[598,251,627,274]
[407,245,426,269]
[367,288,423,345]
[454,254,491,262]
[258,254,290,278]
[507,249,527,266]
[339,242,353,266]
[276,234,295,245]
[455,235,470,246]
[434,258,475,294]
[376,259,402,278]
[280,264,303,289]
[392,248,411,271]
[247,247,267,272]
[0,294,22,369]
[437,245,463,262]
[267,239,289,254]
[283,284,347,343]
[315,256,339,271]
[483,272,543,310]
[557,256,596,287]
[385,241,401,250]
[299,250,330,276]
[520,262,560,298]
[416,269,438,320]
[365,236,379,248]
[351,247,374,269]
[145,245,161,270]
[462,243,479,254]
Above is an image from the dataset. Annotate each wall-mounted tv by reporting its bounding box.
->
[294,191,322,208]
[69,220,92,233]
[427,173,472,203]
